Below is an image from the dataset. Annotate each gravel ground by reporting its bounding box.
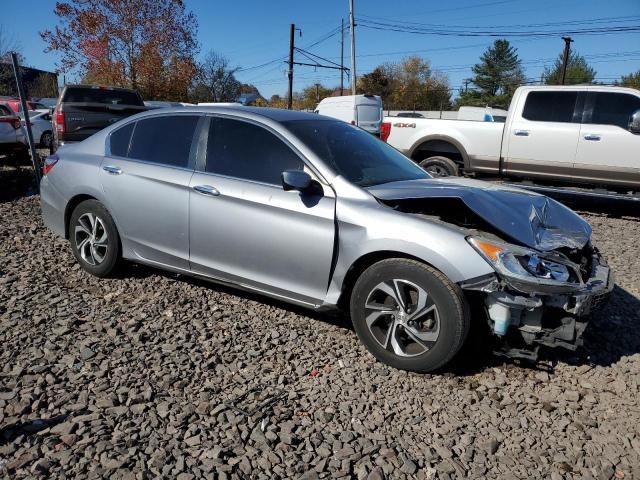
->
[1,168,639,479]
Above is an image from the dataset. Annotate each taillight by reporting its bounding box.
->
[351,120,356,125]
[0,117,21,130]
[43,154,59,175]
[55,111,65,134]
[380,122,391,142]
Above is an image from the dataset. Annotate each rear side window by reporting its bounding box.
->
[587,92,640,129]
[205,117,304,185]
[109,123,135,157]
[522,91,578,123]
[62,88,144,106]
[128,115,199,168]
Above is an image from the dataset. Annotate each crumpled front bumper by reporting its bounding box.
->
[462,253,614,358]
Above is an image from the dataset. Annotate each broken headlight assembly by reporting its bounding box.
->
[467,236,581,287]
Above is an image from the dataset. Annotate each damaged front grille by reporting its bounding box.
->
[556,243,596,283]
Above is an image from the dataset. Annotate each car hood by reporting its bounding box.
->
[367,177,591,251]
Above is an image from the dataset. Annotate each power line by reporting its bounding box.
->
[357,13,640,30]
[356,17,640,37]
[237,24,342,75]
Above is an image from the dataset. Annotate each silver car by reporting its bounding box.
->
[40,106,614,372]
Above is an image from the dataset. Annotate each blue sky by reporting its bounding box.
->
[2,0,639,99]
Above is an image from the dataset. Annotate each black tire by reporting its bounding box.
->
[350,259,470,373]
[40,131,53,149]
[69,199,121,277]
[419,156,459,177]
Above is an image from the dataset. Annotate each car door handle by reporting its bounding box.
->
[103,165,122,175]
[514,129,530,136]
[584,134,601,141]
[193,185,220,196]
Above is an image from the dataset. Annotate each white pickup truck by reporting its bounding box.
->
[382,85,640,190]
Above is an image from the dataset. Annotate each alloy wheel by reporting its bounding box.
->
[74,213,108,265]
[364,279,440,357]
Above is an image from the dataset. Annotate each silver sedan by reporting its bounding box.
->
[40,106,613,372]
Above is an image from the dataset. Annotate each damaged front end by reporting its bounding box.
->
[370,178,615,361]
[462,238,614,361]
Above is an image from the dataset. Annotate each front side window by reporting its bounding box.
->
[284,119,430,187]
[128,115,199,168]
[522,91,579,123]
[206,117,304,185]
[587,92,640,129]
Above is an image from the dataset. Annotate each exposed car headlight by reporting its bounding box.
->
[467,237,577,285]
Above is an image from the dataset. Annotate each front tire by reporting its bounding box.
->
[69,200,121,277]
[350,259,469,373]
[419,156,459,177]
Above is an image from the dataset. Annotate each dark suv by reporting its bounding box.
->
[53,85,146,148]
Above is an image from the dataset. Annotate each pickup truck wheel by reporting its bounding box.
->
[419,156,459,177]
[350,259,470,373]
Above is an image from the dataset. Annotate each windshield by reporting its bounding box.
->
[285,119,430,187]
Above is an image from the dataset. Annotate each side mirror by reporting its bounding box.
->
[282,170,312,192]
[629,109,640,134]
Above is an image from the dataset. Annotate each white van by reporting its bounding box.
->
[315,94,383,135]
[457,106,508,122]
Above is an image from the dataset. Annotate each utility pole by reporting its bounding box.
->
[288,23,295,109]
[560,36,573,85]
[340,18,345,96]
[349,0,356,95]
[315,83,320,102]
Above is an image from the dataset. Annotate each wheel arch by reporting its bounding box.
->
[64,194,99,239]
[409,135,470,169]
[337,250,444,311]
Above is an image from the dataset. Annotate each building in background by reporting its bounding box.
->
[0,63,59,99]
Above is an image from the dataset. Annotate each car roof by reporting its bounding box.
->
[139,105,329,122]
[518,85,639,95]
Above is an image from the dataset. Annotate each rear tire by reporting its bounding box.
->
[350,259,470,373]
[40,131,53,149]
[419,156,459,177]
[69,200,121,277]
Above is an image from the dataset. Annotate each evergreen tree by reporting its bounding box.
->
[617,70,640,90]
[543,50,596,85]
[463,39,525,107]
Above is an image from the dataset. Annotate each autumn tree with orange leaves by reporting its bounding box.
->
[40,0,199,101]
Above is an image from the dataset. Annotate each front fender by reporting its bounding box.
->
[324,194,494,305]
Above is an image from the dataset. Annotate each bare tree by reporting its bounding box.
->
[193,51,241,103]
[0,25,23,61]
